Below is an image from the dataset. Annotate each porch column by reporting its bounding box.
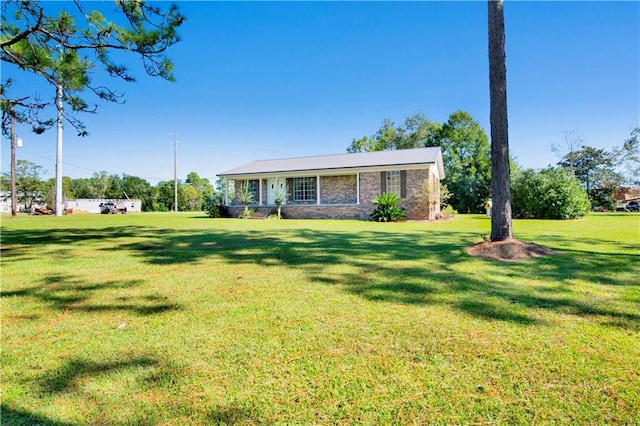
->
[259,178,263,206]
[225,179,229,205]
[316,175,320,205]
[356,172,360,204]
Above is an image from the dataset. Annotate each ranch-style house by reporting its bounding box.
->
[218,147,445,220]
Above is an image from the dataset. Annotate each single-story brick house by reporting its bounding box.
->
[218,147,445,220]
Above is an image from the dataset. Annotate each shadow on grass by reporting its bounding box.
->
[38,356,157,394]
[1,273,180,315]
[0,404,75,426]
[2,222,638,329]
[207,403,259,424]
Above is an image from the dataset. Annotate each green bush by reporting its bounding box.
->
[203,195,229,218]
[436,205,457,220]
[238,208,255,219]
[512,167,591,219]
[205,204,229,218]
[371,192,406,222]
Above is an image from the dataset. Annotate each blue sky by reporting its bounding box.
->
[2,1,639,185]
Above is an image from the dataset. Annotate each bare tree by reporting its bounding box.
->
[488,0,512,241]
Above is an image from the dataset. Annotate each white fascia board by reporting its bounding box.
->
[219,163,435,181]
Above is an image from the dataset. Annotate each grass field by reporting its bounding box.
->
[1,213,639,425]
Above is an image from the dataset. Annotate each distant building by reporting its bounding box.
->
[614,187,640,210]
[0,191,37,214]
[66,199,142,214]
[0,195,142,214]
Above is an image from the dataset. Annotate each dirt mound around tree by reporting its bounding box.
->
[467,239,556,262]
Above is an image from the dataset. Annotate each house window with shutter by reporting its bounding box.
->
[386,170,402,197]
[293,177,316,201]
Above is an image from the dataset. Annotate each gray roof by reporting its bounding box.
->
[219,147,444,178]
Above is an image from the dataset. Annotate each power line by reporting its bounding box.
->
[14,149,175,182]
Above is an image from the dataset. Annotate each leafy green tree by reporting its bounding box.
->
[106,174,124,199]
[0,159,46,210]
[155,180,186,212]
[182,184,201,211]
[347,114,439,153]
[511,167,590,219]
[68,177,92,199]
[121,175,154,211]
[346,110,491,213]
[184,172,214,210]
[43,176,73,206]
[558,145,622,209]
[1,1,184,133]
[399,113,442,149]
[103,174,155,211]
[432,110,491,213]
[88,171,111,199]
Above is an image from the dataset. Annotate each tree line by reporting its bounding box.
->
[0,163,224,213]
[348,111,639,216]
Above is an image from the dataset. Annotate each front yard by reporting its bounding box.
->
[1,213,638,424]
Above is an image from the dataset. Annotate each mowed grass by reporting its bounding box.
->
[1,212,638,425]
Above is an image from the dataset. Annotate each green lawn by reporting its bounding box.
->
[1,213,638,425]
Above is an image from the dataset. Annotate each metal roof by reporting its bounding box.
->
[219,147,444,178]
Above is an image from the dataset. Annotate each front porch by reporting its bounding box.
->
[225,174,363,208]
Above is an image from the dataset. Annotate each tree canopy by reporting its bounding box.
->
[436,110,491,214]
[556,138,625,209]
[0,159,46,210]
[346,110,491,213]
[0,159,223,213]
[1,0,185,135]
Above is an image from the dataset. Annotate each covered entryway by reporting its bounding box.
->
[266,178,286,205]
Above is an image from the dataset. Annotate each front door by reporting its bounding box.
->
[267,178,286,205]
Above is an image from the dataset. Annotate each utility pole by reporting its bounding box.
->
[10,103,17,217]
[173,129,178,212]
[55,82,64,216]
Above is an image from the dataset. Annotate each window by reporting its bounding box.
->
[386,170,401,197]
[293,177,316,201]
[246,180,258,200]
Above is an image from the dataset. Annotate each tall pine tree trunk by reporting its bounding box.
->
[488,0,512,241]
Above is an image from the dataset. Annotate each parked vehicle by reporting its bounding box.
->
[99,202,127,214]
[626,201,640,212]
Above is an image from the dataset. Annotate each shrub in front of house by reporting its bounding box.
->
[436,205,457,220]
[371,192,406,222]
[205,204,229,218]
[511,167,591,219]
[238,208,255,219]
[203,195,229,218]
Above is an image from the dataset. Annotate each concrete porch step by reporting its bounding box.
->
[248,207,276,219]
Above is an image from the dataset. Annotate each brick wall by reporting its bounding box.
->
[320,175,357,204]
[226,168,438,220]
